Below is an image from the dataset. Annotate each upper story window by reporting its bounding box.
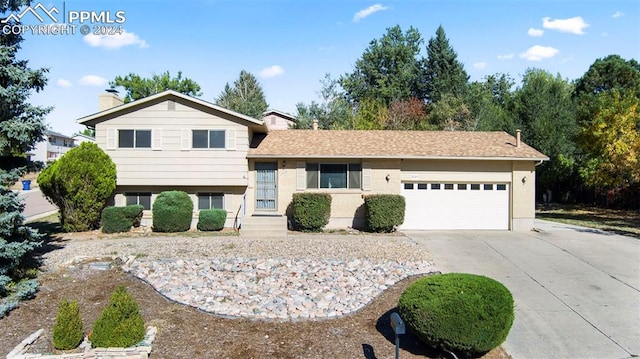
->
[306,163,361,189]
[192,130,225,149]
[119,129,151,148]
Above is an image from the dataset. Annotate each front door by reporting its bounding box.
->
[255,162,277,210]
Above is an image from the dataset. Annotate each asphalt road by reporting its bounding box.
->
[17,188,58,221]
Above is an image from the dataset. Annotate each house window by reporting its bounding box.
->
[306,163,361,189]
[198,193,224,210]
[119,130,151,148]
[126,192,151,210]
[192,130,225,149]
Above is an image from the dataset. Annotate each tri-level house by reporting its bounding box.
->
[77,90,547,234]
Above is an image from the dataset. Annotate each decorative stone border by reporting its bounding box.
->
[6,326,156,359]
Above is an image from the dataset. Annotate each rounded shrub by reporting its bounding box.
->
[38,142,116,232]
[91,286,145,348]
[101,207,131,234]
[197,209,227,231]
[122,204,144,227]
[364,194,405,232]
[152,191,193,232]
[52,299,84,350]
[398,273,514,357]
[291,193,331,232]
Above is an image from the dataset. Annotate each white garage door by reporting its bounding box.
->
[401,182,509,230]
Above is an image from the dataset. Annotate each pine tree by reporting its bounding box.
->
[215,70,268,118]
[0,0,51,317]
[424,25,469,103]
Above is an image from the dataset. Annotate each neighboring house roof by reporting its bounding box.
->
[262,109,297,122]
[76,90,265,128]
[46,130,74,140]
[248,130,549,161]
[72,133,96,141]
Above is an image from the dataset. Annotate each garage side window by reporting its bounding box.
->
[306,163,361,189]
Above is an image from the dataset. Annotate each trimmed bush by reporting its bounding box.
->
[38,142,116,232]
[101,205,145,233]
[398,273,514,357]
[122,205,144,227]
[197,209,227,231]
[291,193,331,232]
[101,207,131,233]
[152,191,193,232]
[52,299,84,350]
[91,286,145,348]
[364,194,405,232]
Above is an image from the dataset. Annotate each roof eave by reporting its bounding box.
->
[247,154,550,161]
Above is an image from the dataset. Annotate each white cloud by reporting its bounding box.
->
[353,4,389,22]
[528,28,544,37]
[259,65,284,78]
[542,16,589,35]
[612,11,624,18]
[519,45,559,61]
[473,62,487,69]
[497,53,514,60]
[56,78,72,88]
[79,75,108,87]
[83,30,148,49]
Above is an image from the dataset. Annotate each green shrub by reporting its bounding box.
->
[122,205,144,227]
[197,209,227,231]
[91,286,145,348]
[101,207,131,234]
[398,273,514,357]
[364,194,405,232]
[38,142,116,232]
[52,299,84,350]
[152,191,193,232]
[291,193,331,232]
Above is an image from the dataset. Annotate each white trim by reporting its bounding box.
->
[181,129,190,151]
[362,162,371,191]
[152,129,162,151]
[226,129,236,150]
[106,128,116,150]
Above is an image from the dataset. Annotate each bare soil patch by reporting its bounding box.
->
[0,265,509,359]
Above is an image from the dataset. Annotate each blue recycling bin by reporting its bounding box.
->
[21,180,31,190]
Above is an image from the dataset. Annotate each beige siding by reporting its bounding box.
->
[95,101,250,186]
[248,159,400,229]
[401,159,512,182]
[511,161,537,230]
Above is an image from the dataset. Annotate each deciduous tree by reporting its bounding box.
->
[111,71,202,103]
[295,74,352,129]
[215,70,268,118]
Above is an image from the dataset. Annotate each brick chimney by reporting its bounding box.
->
[516,129,521,148]
[312,119,318,130]
[98,89,124,111]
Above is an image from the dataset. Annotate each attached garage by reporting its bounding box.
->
[401,182,510,230]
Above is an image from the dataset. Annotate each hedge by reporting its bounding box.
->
[291,193,331,232]
[152,191,193,232]
[101,205,145,233]
[364,194,405,232]
[398,273,514,356]
[197,209,227,231]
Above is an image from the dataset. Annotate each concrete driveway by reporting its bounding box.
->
[404,219,639,359]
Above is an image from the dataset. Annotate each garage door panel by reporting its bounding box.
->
[401,182,509,230]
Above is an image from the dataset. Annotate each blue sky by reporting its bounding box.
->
[5,0,640,136]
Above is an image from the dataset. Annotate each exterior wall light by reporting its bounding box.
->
[522,176,527,184]
[386,174,391,182]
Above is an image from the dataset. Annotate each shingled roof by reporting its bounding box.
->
[248,130,548,160]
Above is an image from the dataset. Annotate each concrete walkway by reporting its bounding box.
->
[404,220,639,359]
[16,188,58,222]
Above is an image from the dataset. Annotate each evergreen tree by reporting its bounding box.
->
[0,0,51,317]
[215,70,268,118]
[424,25,469,103]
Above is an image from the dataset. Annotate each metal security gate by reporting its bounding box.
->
[255,162,277,210]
